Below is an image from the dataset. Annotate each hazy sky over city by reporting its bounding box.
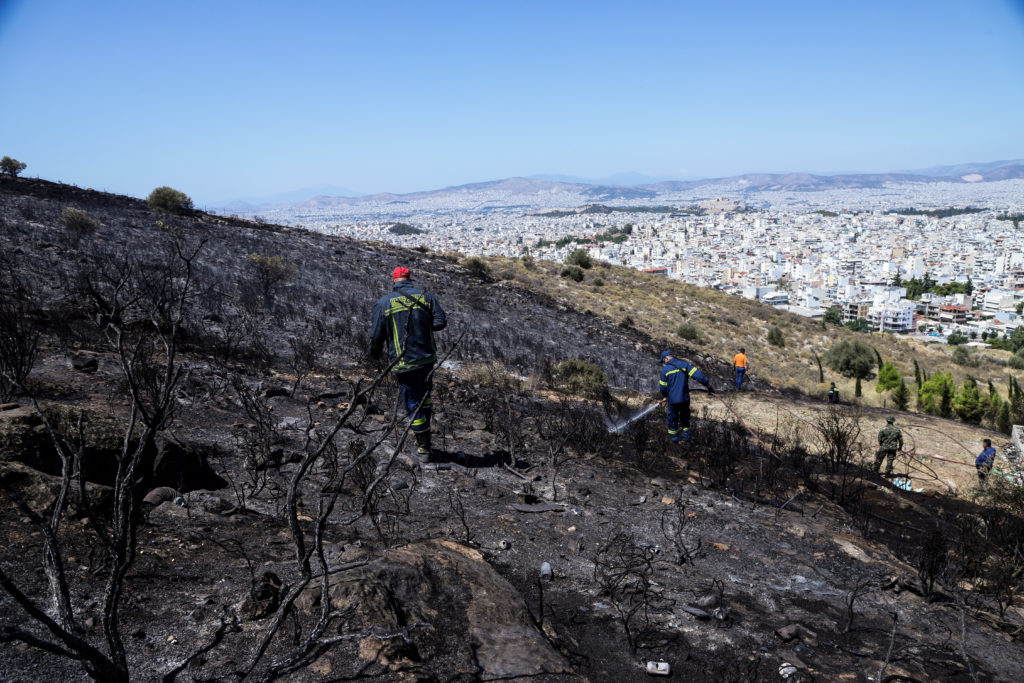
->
[2,0,1023,205]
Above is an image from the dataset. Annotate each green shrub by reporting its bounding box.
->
[246,253,296,302]
[1009,354,1024,371]
[676,322,702,342]
[463,256,490,277]
[824,339,875,378]
[147,186,193,214]
[767,326,785,348]
[560,265,584,282]
[553,358,607,397]
[947,332,968,345]
[823,306,842,326]
[61,206,98,242]
[845,318,870,333]
[565,249,593,269]
[0,156,27,176]
[592,277,604,287]
[952,345,975,367]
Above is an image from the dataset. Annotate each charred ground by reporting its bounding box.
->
[0,175,1023,682]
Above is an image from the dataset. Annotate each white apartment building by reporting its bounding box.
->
[867,301,916,333]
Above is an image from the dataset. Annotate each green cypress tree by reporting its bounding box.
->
[874,348,884,371]
[987,392,1004,428]
[953,378,985,425]
[892,378,910,411]
[940,381,954,419]
[997,402,1011,434]
[914,359,921,388]
[855,375,862,398]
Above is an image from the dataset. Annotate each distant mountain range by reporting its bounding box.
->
[216,183,362,210]
[224,159,1024,210]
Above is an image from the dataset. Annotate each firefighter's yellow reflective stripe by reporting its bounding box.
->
[389,318,403,361]
[668,428,679,434]
[411,417,428,427]
[387,294,429,315]
[688,367,698,376]
[393,356,434,373]
[665,369,680,376]
[659,380,668,386]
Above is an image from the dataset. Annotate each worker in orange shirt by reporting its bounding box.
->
[733,347,748,390]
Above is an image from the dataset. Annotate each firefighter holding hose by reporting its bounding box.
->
[659,350,714,443]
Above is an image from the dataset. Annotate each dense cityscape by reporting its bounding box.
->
[230,177,1024,344]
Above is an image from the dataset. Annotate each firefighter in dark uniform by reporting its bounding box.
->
[370,266,447,461]
[659,350,714,443]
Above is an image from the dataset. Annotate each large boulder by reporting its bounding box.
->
[298,539,572,679]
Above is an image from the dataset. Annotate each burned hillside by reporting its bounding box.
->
[1,175,1024,682]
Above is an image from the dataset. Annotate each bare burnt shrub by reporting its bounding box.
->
[593,531,670,652]
[690,415,750,489]
[917,529,949,600]
[230,377,280,500]
[811,405,867,505]
[976,509,1024,620]
[448,484,474,545]
[234,295,276,373]
[842,572,880,633]
[479,389,531,466]
[0,229,205,681]
[287,318,327,397]
[660,499,701,565]
[626,415,667,474]
[0,267,40,401]
[367,468,413,547]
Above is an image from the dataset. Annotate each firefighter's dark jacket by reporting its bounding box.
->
[659,358,710,403]
[370,281,447,372]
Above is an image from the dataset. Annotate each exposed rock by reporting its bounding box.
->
[240,572,282,621]
[69,351,99,373]
[298,539,570,678]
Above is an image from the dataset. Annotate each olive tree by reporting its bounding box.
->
[0,156,27,176]
[824,339,875,379]
[146,186,193,215]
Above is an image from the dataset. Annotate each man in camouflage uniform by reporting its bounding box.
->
[874,416,903,477]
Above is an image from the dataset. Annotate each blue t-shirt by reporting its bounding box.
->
[976,446,996,468]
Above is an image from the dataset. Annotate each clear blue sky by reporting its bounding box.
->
[2,1,1023,205]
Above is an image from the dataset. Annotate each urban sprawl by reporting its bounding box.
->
[232,179,1024,344]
